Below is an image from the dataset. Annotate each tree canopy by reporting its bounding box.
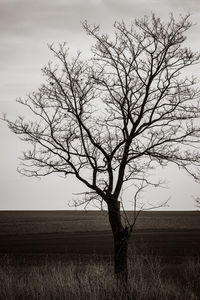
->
[5,14,200,209]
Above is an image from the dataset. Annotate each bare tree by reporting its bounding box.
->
[3,14,200,282]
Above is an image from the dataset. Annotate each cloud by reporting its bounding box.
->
[0,0,199,104]
[1,0,200,210]
[1,0,199,41]
[0,0,110,38]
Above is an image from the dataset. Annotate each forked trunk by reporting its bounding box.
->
[107,200,129,283]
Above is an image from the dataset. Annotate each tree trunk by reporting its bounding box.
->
[107,200,129,283]
[113,229,129,282]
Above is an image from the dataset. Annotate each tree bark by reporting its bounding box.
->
[107,200,129,283]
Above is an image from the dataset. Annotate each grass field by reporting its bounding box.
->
[0,211,199,257]
[0,210,200,299]
[0,251,200,300]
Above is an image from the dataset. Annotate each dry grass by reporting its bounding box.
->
[0,251,199,300]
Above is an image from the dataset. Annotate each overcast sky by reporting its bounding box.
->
[1,0,200,210]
